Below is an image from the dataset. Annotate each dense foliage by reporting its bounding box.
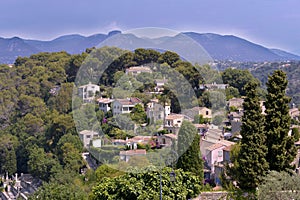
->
[230,82,269,190]
[91,167,202,200]
[265,70,297,171]
[176,121,203,179]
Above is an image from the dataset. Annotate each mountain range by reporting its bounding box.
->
[1,30,299,64]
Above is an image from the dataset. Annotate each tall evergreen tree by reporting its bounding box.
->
[265,70,297,171]
[176,121,203,179]
[235,81,269,190]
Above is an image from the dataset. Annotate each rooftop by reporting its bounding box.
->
[206,143,225,151]
[116,97,142,105]
[97,98,114,104]
[165,114,184,120]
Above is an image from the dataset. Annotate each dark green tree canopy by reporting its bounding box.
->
[265,70,297,171]
[233,81,269,190]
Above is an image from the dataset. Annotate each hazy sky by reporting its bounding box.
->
[1,0,300,54]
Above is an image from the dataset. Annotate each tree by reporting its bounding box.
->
[91,167,202,200]
[176,121,203,179]
[27,145,60,181]
[29,182,87,200]
[222,68,259,96]
[265,70,297,171]
[60,142,85,172]
[130,104,147,124]
[233,81,269,190]
[257,170,300,200]
[0,134,19,175]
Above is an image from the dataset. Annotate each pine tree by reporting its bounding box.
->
[176,121,203,180]
[265,70,297,171]
[235,81,269,190]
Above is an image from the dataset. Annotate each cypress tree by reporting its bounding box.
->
[235,81,269,190]
[176,121,203,179]
[265,70,297,171]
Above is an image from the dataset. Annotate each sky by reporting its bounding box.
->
[1,0,300,54]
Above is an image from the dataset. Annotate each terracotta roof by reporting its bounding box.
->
[120,149,147,156]
[191,107,210,111]
[218,140,235,146]
[206,143,225,151]
[127,136,156,144]
[97,98,114,104]
[116,97,142,105]
[166,114,184,120]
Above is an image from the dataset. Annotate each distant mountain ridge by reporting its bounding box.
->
[0,30,299,64]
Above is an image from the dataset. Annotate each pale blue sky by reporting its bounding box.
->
[1,0,300,54]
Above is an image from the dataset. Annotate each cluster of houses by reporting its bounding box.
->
[76,65,300,185]
[0,173,42,200]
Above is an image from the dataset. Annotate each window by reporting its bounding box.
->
[86,135,91,139]
[206,111,209,115]
[218,150,223,157]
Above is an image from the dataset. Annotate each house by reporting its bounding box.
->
[78,82,100,102]
[200,83,229,90]
[119,149,147,162]
[154,78,168,92]
[228,98,244,109]
[223,145,234,163]
[79,130,99,148]
[156,134,177,148]
[182,107,212,120]
[146,98,170,123]
[205,143,226,175]
[228,111,243,122]
[164,114,184,134]
[112,139,127,146]
[125,136,157,150]
[194,124,209,136]
[97,98,114,113]
[125,66,152,76]
[289,108,300,121]
[113,97,143,115]
[204,140,235,184]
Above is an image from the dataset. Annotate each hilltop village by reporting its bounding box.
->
[1,48,300,199]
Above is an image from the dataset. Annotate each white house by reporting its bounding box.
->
[97,98,114,113]
[146,98,170,123]
[113,97,143,115]
[79,130,99,148]
[125,66,152,76]
[164,114,184,134]
[78,82,100,102]
[154,78,168,93]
